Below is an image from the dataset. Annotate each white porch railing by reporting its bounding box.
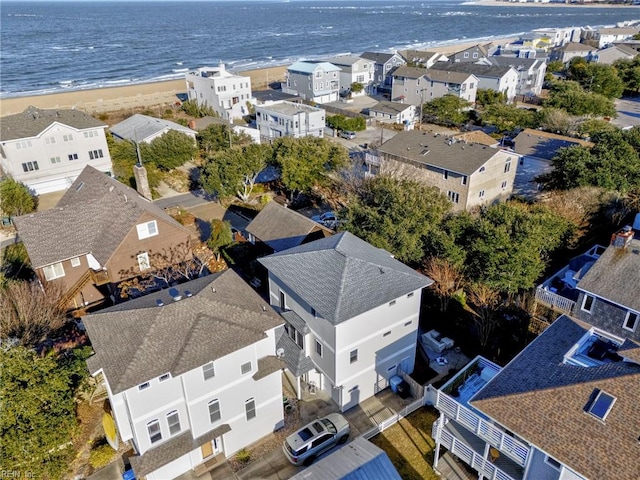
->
[436,391,529,467]
[362,396,425,440]
[437,421,518,480]
[534,288,576,315]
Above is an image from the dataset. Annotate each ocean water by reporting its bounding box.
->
[1,0,637,98]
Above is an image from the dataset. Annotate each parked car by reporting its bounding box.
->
[339,130,356,139]
[311,211,338,228]
[283,413,350,466]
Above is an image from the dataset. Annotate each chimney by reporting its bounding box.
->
[611,225,634,250]
[133,164,153,201]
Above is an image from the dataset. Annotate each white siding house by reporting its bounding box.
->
[84,271,285,480]
[259,232,432,412]
[282,61,341,104]
[186,64,254,121]
[324,55,375,96]
[0,106,112,194]
[110,114,197,144]
[255,101,325,140]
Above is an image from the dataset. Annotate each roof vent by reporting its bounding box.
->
[276,348,285,358]
[156,299,164,307]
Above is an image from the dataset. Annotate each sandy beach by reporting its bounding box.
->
[0,38,516,118]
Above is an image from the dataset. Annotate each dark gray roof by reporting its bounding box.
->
[84,270,283,394]
[361,51,397,64]
[275,325,315,377]
[377,130,502,176]
[393,66,473,84]
[0,106,106,141]
[471,315,640,480]
[130,423,231,477]
[109,113,195,143]
[369,101,414,116]
[397,49,445,64]
[488,56,539,70]
[431,62,515,79]
[576,236,640,313]
[246,202,333,252]
[253,89,301,104]
[290,436,402,480]
[281,310,310,335]
[13,165,191,268]
[513,128,593,161]
[259,232,432,324]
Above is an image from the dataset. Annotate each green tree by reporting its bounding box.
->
[141,130,198,171]
[350,82,364,94]
[537,108,574,136]
[272,137,348,196]
[201,143,272,201]
[0,347,90,479]
[546,60,565,74]
[107,134,163,190]
[480,103,537,133]
[207,219,233,261]
[475,89,506,108]
[576,118,619,139]
[197,124,251,156]
[326,114,366,132]
[567,60,625,99]
[343,175,451,265]
[0,178,37,217]
[614,57,640,94]
[544,81,616,117]
[180,99,217,118]
[423,94,471,126]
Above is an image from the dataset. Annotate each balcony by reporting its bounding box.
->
[90,269,111,286]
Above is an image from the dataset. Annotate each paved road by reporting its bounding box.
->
[613,96,640,129]
[153,189,214,209]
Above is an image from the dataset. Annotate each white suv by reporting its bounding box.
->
[282,413,350,466]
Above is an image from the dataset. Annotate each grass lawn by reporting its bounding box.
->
[370,406,440,480]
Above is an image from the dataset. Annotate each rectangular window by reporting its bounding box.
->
[241,362,252,375]
[501,181,508,189]
[404,321,412,327]
[464,52,469,58]
[479,190,485,198]
[389,300,396,306]
[21,161,39,172]
[63,134,73,142]
[545,455,561,471]
[350,349,358,364]
[442,170,449,180]
[279,291,286,310]
[581,294,595,313]
[209,399,221,423]
[623,311,638,331]
[137,252,150,271]
[136,220,158,239]
[315,340,323,357]
[407,292,414,298]
[45,136,56,144]
[70,257,81,267]
[50,156,61,164]
[383,331,391,337]
[587,389,616,421]
[147,420,162,444]
[447,191,459,204]
[43,262,65,281]
[159,373,170,382]
[461,175,467,186]
[203,362,215,380]
[138,382,150,391]
[68,153,78,161]
[504,162,511,173]
[245,398,256,421]
[167,411,180,435]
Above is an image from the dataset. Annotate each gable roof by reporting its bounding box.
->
[325,55,367,67]
[398,49,446,64]
[431,62,516,79]
[452,44,490,58]
[361,51,400,64]
[109,113,195,143]
[487,56,540,70]
[377,130,504,176]
[288,61,341,74]
[471,315,640,480]
[393,66,473,85]
[451,130,499,147]
[0,106,106,141]
[13,165,191,268]
[513,128,593,161]
[369,101,414,116]
[258,232,431,324]
[84,270,283,395]
[290,436,402,480]
[597,44,638,58]
[246,202,333,252]
[576,234,640,313]
[558,42,595,53]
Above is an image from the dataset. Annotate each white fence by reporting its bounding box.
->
[535,288,576,315]
[362,395,426,440]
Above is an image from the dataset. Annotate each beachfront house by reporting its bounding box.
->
[360,51,406,96]
[531,26,583,47]
[593,26,640,48]
[259,232,432,412]
[84,270,285,480]
[391,66,477,106]
[484,57,546,97]
[186,64,254,121]
[282,61,341,104]
[398,49,449,69]
[323,55,375,96]
[255,101,325,141]
[368,130,519,212]
[431,63,519,103]
[0,106,112,195]
[109,114,196,144]
[12,165,195,310]
[432,222,640,480]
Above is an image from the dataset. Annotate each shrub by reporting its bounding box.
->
[89,440,116,469]
[236,449,251,464]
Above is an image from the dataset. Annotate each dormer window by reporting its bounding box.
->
[623,311,638,332]
[136,220,158,240]
[581,294,595,313]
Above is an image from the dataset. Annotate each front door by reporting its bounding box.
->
[201,441,213,459]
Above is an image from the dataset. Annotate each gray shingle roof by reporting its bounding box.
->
[393,66,473,85]
[275,325,315,377]
[259,232,432,324]
[576,235,640,313]
[361,52,397,64]
[471,315,640,480]
[246,202,333,252]
[290,436,402,480]
[513,128,593,161]
[84,270,283,394]
[0,106,106,141]
[377,130,502,176]
[13,165,191,268]
[369,101,414,116]
[431,62,515,79]
[487,56,538,70]
[109,113,195,143]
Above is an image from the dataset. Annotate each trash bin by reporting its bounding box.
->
[397,380,411,399]
[389,375,403,393]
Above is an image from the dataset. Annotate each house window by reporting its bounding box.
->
[138,382,150,391]
[147,420,162,444]
[383,331,391,337]
[279,291,286,310]
[45,136,56,144]
[504,161,511,173]
[70,257,81,267]
[43,262,65,281]
[581,294,595,313]
[501,181,508,189]
[389,300,396,306]
[21,161,39,172]
[461,175,467,186]
[586,389,616,421]
[623,311,638,331]
[167,411,181,435]
[16,140,33,149]
[63,134,74,142]
[208,399,221,423]
[310,307,317,318]
[473,52,478,59]
[159,373,170,382]
[407,292,414,298]
[241,362,252,375]
[245,398,256,421]
[84,130,97,138]
[545,455,562,471]
[88,149,104,160]
[286,325,304,349]
[464,52,469,58]
[50,156,61,164]
[447,191,459,204]
[404,321,412,327]
[315,339,323,357]
[470,83,475,89]
[137,252,150,271]
[136,220,158,240]
[350,349,358,364]
[203,362,215,380]
[68,153,78,161]
[479,190,485,198]
[443,170,449,180]
[479,166,485,173]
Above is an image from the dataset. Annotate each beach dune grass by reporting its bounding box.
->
[370,406,440,480]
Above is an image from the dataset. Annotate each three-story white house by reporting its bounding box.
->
[324,55,375,96]
[282,61,341,104]
[255,101,325,140]
[0,106,112,194]
[186,64,254,121]
[259,232,433,412]
[84,270,285,480]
